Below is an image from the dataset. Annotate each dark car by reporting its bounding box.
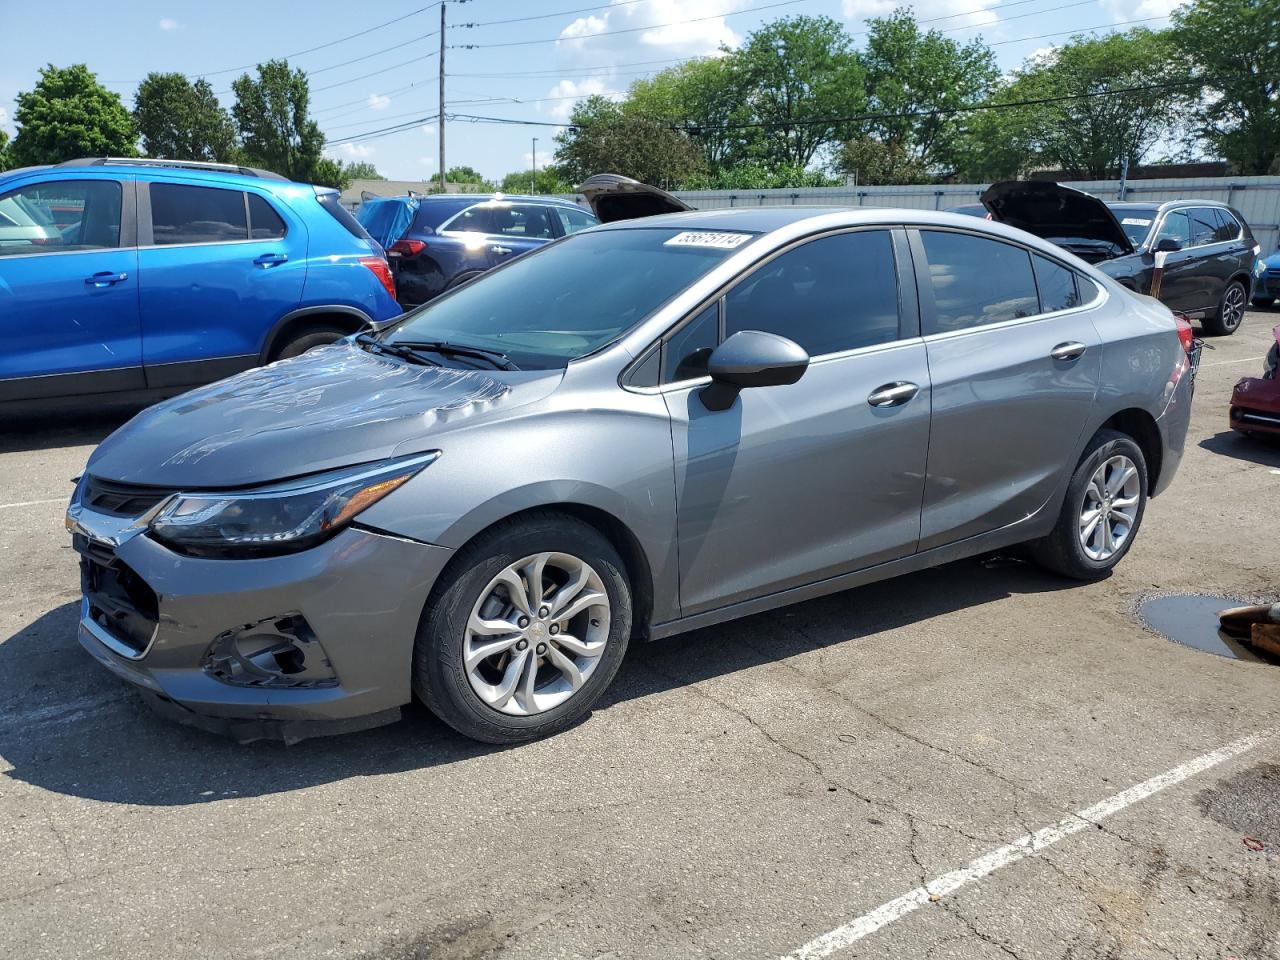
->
[981,181,1260,335]
[355,193,598,307]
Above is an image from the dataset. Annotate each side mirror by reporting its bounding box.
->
[1155,237,1182,253]
[701,330,809,412]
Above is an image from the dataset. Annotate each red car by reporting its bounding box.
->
[1230,325,1280,437]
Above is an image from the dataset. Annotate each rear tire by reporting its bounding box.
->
[272,325,348,361]
[1031,429,1148,580]
[413,513,632,744]
[1203,280,1247,336]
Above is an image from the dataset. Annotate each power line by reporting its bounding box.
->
[987,13,1170,45]
[311,52,439,94]
[314,82,428,118]
[450,0,806,49]
[307,30,440,77]
[458,0,653,28]
[325,114,439,147]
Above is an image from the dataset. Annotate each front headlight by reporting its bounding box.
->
[148,452,438,558]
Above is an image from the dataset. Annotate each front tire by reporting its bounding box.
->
[1031,430,1148,580]
[413,513,632,744]
[273,325,348,360]
[1203,280,1247,336]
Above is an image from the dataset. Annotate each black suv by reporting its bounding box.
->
[981,181,1260,335]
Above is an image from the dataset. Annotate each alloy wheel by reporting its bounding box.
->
[463,552,611,716]
[1222,284,1246,331]
[1079,455,1141,561]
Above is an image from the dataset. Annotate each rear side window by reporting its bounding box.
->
[449,205,495,233]
[725,230,900,356]
[150,183,247,245]
[1187,208,1219,247]
[555,205,597,235]
[1211,209,1240,243]
[1033,255,1081,313]
[0,179,122,256]
[248,194,286,240]
[920,231,1038,333]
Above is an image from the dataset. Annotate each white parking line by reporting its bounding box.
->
[1201,355,1266,368]
[782,731,1271,960]
[0,497,67,511]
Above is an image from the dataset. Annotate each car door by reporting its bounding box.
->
[1148,209,1201,312]
[0,176,143,401]
[137,179,307,388]
[911,228,1102,550]
[661,228,931,616]
[482,202,559,268]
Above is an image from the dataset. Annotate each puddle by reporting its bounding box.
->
[1137,593,1275,663]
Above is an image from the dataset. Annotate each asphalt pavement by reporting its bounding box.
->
[2,309,1279,960]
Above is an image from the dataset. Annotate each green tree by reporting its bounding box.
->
[955,30,1186,180]
[730,16,867,169]
[0,130,11,172]
[1172,0,1280,174]
[444,164,495,188]
[134,72,238,162]
[500,167,574,194]
[10,64,137,166]
[553,95,704,187]
[231,59,326,182]
[855,10,998,175]
[343,161,385,180]
[833,136,930,185]
[627,57,758,171]
[683,161,838,189]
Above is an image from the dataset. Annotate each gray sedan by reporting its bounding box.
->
[67,182,1197,744]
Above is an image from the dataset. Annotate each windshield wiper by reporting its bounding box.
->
[354,332,440,367]
[390,340,520,371]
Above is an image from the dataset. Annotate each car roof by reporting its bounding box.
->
[2,162,295,191]
[406,193,582,207]
[595,205,1022,233]
[1108,199,1230,211]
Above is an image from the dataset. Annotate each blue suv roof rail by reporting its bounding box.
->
[56,157,290,181]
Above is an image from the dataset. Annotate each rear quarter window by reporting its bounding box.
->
[316,190,373,241]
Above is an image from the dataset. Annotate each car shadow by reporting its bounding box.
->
[1200,430,1280,467]
[0,556,1073,807]
[0,402,149,454]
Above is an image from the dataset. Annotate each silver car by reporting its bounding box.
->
[67,177,1197,744]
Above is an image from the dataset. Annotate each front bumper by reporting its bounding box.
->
[71,514,452,741]
[1231,375,1280,436]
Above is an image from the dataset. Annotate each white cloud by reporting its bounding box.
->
[541,77,624,122]
[1099,0,1185,20]
[158,17,179,31]
[557,0,743,62]
[420,122,437,137]
[842,0,999,29]
[367,93,391,111]
[338,142,376,159]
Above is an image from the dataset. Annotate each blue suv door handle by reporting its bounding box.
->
[84,272,128,287]
[253,253,289,267]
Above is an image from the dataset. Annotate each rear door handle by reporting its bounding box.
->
[491,245,513,256]
[84,272,128,287]
[867,381,919,407]
[253,253,288,267]
[1050,341,1087,361]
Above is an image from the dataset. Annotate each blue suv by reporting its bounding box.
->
[0,158,402,406]
[355,193,597,307]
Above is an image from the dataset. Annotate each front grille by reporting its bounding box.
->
[82,475,174,517]
[81,554,160,655]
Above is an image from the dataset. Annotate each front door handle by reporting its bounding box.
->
[253,253,288,267]
[867,381,919,407]
[84,272,128,287]
[490,245,513,256]
[1050,341,1087,361]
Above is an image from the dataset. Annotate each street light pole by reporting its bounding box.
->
[437,2,446,194]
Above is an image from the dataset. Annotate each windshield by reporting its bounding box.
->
[385,227,756,369]
[1111,207,1158,246]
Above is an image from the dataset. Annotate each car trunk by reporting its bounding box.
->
[578,173,693,223]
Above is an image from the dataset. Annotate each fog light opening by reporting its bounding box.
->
[204,614,339,689]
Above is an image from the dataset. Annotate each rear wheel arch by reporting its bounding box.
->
[1098,408,1162,494]
[260,306,373,363]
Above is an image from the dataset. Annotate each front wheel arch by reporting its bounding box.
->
[259,306,374,363]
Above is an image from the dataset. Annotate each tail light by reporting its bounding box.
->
[1173,313,1195,354]
[359,256,396,299]
[388,239,426,257]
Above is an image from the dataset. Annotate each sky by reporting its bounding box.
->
[0,0,1184,183]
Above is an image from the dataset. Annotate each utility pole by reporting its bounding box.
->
[531,138,538,195]
[438,2,446,195]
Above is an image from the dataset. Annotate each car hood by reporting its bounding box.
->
[980,180,1135,257]
[578,173,693,223]
[87,344,559,489]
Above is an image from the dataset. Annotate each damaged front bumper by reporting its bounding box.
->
[69,505,452,743]
[1231,374,1280,436]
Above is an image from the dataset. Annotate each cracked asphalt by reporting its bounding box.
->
[2,308,1280,960]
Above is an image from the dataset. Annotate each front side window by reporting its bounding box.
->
[0,179,122,256]
[150,183,247,245]
[920,231,1039,334]
[724,230,900,356]
[1154,210,1191,249]
[555,205,598,235]
[1033,255,1081,313]
[387,227,752,370]
[663,302,719,383]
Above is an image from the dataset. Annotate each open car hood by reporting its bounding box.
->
[578,173,693,223]
[980,181,1135,257]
